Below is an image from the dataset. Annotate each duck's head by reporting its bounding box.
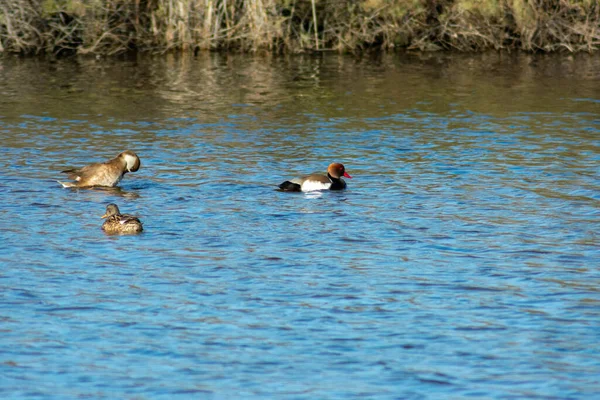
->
[101,203,121,219]
[119,150,141,173]
[328,163,352,179]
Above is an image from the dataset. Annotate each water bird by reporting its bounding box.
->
[101,203,143,234]
[58,150,140,188]
[278,162,352,192]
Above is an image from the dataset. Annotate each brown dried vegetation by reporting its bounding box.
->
[0,0,598,55]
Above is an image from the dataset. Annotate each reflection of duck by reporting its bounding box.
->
[58,150,141,188]
[278,163,352,192]
[101,204,143,234]
[87,186,141,200]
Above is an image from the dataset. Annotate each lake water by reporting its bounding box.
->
[0,52,599,399]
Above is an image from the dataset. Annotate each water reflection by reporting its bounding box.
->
[60,185,142,199]
[1,52,599,125]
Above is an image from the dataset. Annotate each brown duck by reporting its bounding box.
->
[101,204,143,234]
[58,150,140,188]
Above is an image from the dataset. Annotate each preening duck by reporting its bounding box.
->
[58,150,140,188]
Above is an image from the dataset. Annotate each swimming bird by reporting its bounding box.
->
[58,150,140,188]
[101,203,143,234]
[278,163,352,192]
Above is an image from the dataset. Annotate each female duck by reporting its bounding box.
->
[58,150,141,188]
[278,162,352,192]
[101,204,143,234]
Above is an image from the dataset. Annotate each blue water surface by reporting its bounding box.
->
[0,53,599,399]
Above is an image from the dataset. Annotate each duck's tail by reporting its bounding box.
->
[57,180,76,188]
[278,181,302,192]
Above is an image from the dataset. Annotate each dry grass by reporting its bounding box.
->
[0,0,598,55]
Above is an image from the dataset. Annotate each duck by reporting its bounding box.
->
[58,150,141,188]
[101,203,143,234]
[278,162,352,192]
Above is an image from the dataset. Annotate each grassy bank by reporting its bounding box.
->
[1,0,598,55]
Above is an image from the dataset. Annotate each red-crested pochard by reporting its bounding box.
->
[58,150,141,188]
[278,162,352,192]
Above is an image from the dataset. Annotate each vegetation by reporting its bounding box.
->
[1,0,598,55]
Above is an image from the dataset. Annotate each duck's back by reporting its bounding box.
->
[102,214,143,234]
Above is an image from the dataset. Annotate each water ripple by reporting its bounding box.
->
[0,53,599,399]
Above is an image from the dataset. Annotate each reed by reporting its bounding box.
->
[0,0,598,55]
